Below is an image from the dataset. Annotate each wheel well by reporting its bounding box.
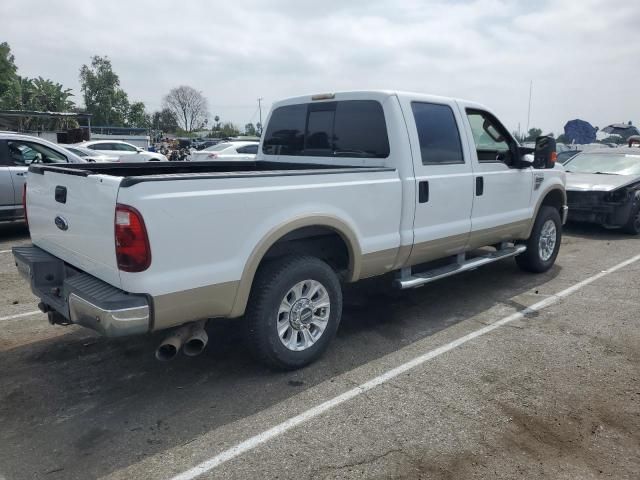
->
[262,226,351,276]
[540,189,564,216]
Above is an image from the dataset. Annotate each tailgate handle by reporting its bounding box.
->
[55,186,67,204]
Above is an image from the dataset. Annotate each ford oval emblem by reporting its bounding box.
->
[54,215,69,231]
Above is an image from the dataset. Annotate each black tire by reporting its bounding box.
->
[516,206,562,273]
[621,203,640,235]
[246,255,342,370]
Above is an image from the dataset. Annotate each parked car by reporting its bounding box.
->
[14,90,565,369]
[564,149,640,233]
[74,140,168,162]
[63,145,113,163]
[558,150,581,164]
[193,139,221,150]
[188,141,259,161]
[0,132,84,222]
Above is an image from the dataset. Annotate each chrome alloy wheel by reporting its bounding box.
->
[277,279,330,351]
[538,219,557,261]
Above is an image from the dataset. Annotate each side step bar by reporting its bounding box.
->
[396,244,527,289]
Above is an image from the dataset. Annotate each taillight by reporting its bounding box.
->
[207,153,218,159]
[115,204,151,272]
[22,183,28,227]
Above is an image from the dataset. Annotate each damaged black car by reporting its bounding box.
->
[564,149,640,234]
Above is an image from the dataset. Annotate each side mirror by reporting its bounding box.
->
[136,147,145,153]
[533,136,557,169]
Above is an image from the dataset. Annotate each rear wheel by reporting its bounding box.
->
[246,255,342,370]
[516,206,562,273]
[621,204,640,235]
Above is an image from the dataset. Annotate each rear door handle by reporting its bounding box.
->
[418,181,429,203]
[476,176,484,196]
[15,172,25,176]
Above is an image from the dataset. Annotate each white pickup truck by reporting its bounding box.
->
[13,90,567,369]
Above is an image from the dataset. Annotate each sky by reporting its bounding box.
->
[2,0,639,135]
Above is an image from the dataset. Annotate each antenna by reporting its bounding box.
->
[526,80,533,134]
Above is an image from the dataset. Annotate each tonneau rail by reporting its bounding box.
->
[28,161,396,187]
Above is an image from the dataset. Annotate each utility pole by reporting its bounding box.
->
[257,97,263,134]
[526,80,533,135]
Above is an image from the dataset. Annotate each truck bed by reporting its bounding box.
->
[29,161,393,187]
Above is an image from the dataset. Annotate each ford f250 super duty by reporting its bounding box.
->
[13,90,567,369]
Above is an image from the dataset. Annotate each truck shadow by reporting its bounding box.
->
[0,260,561,480]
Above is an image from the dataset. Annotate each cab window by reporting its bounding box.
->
[466,110,515,165]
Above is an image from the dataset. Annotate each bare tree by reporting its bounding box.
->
[163,86,208,132]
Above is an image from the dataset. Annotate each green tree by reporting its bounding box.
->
[244,123,256,136]
[151,108,179,133]
[218,121,240,138]
[127,101,150,128]
[524,128,543,142]
[79,56,130,125]
[0,42,20,108]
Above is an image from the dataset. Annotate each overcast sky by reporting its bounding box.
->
[2,0,639,134]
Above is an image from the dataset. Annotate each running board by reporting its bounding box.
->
[396,245,527,289]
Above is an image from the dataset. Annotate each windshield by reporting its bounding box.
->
[204,143,232,152]
[564,153,640,175]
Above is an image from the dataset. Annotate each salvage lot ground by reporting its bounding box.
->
[0,222,638,480]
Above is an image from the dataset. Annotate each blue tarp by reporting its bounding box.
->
[564,119,597,144]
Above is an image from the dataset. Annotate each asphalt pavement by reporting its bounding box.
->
[0,221,638,480]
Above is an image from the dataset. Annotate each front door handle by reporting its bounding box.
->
[476,176,484,196]
[418,181,429,203]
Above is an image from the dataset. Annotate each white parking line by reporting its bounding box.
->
[0,310,41,322]
[169,252,640,480]
[0,249,12,254]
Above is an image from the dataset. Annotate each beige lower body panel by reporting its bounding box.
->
[151,221,532,330]
[152,281,239,331]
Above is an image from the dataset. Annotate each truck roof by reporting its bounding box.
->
[271,90,489,111]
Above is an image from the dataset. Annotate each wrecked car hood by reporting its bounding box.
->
[566,173,640,192]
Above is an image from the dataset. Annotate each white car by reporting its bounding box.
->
[188,141,259,162]
[1,132,84,222]
[64,145,112,163]
[75,140,168,162]
[16,90,566,369]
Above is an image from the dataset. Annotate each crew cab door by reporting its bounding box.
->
[402,100,474,264]
[462,108,533,246]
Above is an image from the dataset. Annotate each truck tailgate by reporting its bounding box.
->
[26,170,122,288]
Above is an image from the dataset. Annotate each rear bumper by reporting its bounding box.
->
[12,245,150,337]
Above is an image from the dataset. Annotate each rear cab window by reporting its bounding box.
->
[263,100,390,159]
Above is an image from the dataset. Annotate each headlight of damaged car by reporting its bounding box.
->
[603,189,630,203]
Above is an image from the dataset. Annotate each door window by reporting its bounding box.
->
[89,143,115,151]
[7,141,67,165]
[115,143,138,152]
[411,102,464,164]
[466,110,515,165]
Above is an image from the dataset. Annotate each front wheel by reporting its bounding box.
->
[246,255,342,370]
[516,206,562,273]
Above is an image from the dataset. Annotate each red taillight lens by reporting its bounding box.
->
[207,153,218,159]
[22,183,28,227]
[115,204,151,272]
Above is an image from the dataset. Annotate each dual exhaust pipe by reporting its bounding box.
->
[155,320,208,361]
